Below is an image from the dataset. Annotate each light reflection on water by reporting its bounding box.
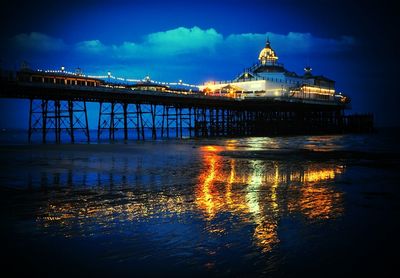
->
[195,145,344,252]
[27,138,345,255]
[2,131,400,276]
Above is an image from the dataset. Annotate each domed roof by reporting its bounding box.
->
[258,39,278,64]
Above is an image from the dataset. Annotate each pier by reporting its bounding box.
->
[0,70,373,143]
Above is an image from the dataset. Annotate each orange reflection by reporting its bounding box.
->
[253,221,278,253]
[287,166,344,219]
[298,186,343,219]
[195,154,220,219]
[39,142,345,253]
[291,166,343,183]
[225,139,239,151]
[195,144,345,252]
[196,147,280,251]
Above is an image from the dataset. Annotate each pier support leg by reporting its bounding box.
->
[135,104,142,140]
[83,101,90,142]
[28,99,90,143]
[42,100,47,143]
[175,107,179,138]
[109,102,115,140]
[179,107,183,138]
[161,106,166,138]
[123,103,128,140]
[150,104,157,139]
[98,102,103,140]
[188,107,192,138]
[203,108,208,137]
[68,100,75,143]
[28,98,33,143]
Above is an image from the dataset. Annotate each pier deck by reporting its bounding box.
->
[0,79,373,143]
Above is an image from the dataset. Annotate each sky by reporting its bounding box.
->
[0,0,399,128]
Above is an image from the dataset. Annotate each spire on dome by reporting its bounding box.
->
[266,37,271,48]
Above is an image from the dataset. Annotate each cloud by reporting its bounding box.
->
[145,26,223,55]
[8,27,355,60]
[70,26,223,60]
[81,27,354,61]
[6,27,355,81]
[106,26,223,59]
[10,32,67,52]
[111,42,139,58]
[75,40,107,54]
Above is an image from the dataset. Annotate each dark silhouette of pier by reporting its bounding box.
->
[0,70,374,143]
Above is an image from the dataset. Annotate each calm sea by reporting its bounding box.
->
[1,129,399,277]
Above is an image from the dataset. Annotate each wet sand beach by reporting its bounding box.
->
[1,131,400,277]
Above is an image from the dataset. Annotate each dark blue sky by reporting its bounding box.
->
[1,0,398,127]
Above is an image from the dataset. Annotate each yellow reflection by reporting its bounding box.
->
[196,154,218,219]
[287,166,344,219]
[37,193,195,236]
[271,163,279,211]
[253,221,278,253]
[195,144,345,252]
[196,148,281,252]
[225,159,235,207]
[300,186,343,219]
[204,145,219,152]
[225,139,238,151]
[38,142,345,254]
[246,160,263,215]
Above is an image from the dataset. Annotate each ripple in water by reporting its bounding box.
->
[1,133,399,277]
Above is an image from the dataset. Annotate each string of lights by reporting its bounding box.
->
[36,68,198,88]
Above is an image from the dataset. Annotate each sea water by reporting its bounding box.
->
[1,129,399,277]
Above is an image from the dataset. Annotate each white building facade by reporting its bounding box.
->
[199,40,347,104]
